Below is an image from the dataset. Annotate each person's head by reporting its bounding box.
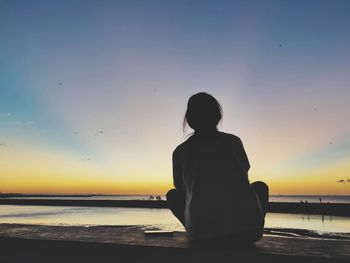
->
[183,92,223,133]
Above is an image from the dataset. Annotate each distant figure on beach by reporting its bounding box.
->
[166,92,269,242]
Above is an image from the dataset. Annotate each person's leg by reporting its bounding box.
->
[251,181,269,216]
[243,181,268,243]
[166,189,186,226]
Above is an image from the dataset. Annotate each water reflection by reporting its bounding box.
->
[265,213,350,233]
[0,205,349,233]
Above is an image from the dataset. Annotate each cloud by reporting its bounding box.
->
[0,113,11,118]
[26,120,36,126]
[0,143,7,147]
[337,179,350,183]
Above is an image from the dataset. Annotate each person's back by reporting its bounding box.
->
[174,131,263,240]
[167,92,269,242]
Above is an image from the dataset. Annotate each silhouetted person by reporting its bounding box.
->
[167,92,269,243]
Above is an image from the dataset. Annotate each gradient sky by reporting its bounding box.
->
[1,0,350,195]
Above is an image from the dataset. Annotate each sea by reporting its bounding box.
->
[1,195,350,236]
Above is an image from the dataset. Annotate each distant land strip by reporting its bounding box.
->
[0,199,350,217]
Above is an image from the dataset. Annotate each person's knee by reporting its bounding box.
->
[252,181,269,194]
[166,188,177,202]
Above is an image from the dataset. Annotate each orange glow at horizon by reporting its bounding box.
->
[1,142,349,195]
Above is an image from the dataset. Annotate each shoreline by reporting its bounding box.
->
[1,199,350,217]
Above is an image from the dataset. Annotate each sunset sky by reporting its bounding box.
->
[1,0,350,195]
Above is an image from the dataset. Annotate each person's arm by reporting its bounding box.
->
[237,137,250,173]
[172,149,185,193]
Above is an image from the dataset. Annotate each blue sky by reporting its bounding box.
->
[1,0,350,194]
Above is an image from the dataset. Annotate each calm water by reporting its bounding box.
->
[1,195,349,235]
[0,205,350,234]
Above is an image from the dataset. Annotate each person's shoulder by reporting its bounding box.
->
[173,135,194,156]
[218,131,242,144]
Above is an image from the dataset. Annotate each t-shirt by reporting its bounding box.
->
[172,131,263,240]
